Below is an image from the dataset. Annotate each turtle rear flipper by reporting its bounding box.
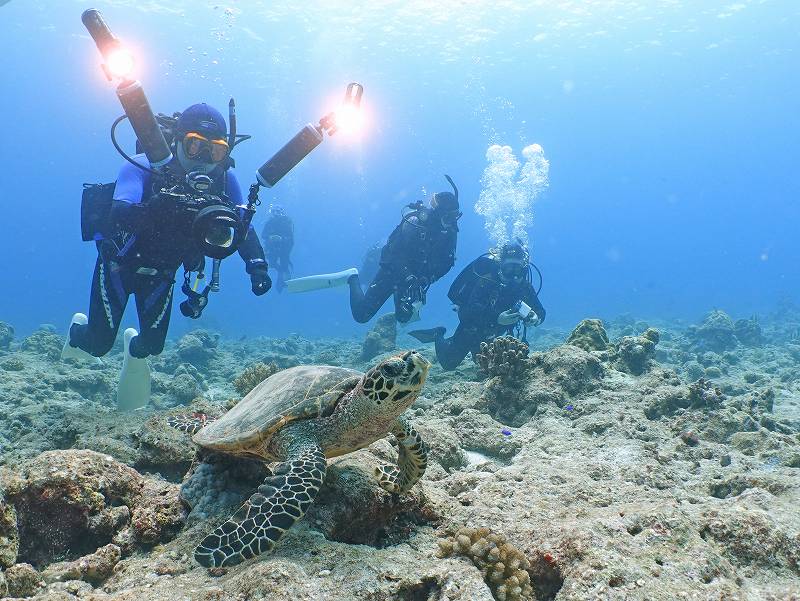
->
[167,413,217,435]
[195,439,326,568]
[375,416,428,494]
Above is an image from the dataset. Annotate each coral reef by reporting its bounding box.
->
[734,316,764,346]
[175,329,220,367]
[0,309,797,600]
[180,454,269,523]
[2,450,184,567]
[476,335,529,381]
[41,543,121,585]
[0,321,14,350]
[360,313,397,361]
[233,361,280,396]
[688,377,726,409]
[689,309,738,351]
[308,452,438,547]
[565,318,609,352]
[613,328,659,375]
[438,526,535,601]
[4,562,43,597]
[0,489,18,568]
[19,328,62,360]
[484,343,604,427]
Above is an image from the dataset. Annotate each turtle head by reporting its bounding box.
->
[361,351,431,413]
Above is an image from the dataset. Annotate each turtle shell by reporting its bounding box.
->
[193,365,362,452]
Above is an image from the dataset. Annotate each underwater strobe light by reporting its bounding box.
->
[82,9,173,168]
[256,82,364,188]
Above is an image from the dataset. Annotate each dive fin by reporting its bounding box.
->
[286,268,358,293]
[408,327,446,343]
[116,328,151,411]
[61,313,102,365]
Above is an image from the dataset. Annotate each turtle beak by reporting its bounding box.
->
[402,350,431,385]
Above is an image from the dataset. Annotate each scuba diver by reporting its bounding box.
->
[409,241,545,371]
[261,205,295,292]
[62,103,271,410]
[286,175,461,324]
[359,240,383,286]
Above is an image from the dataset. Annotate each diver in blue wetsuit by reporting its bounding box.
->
[62,103,270,409]
[409,241,545,371]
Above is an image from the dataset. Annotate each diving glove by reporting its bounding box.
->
[251,271,272,296]
[497,309,522,326]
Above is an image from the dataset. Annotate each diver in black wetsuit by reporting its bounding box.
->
[261,205,294,292]
[359,240,383,286]
[286,175,461,324]
[409,241,545,371]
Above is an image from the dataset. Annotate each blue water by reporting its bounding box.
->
[1,1,797,339]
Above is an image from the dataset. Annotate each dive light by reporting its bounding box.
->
[82,9,173,168]
[256,82,364,188]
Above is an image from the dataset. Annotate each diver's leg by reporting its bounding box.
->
[131,275,175,358]
[349,268,395,324]
[115,275,173,411]
[434,324,477,371]
[67,257,128,358]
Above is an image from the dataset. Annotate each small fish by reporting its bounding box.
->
[565,404,574,411]
[501,428,512,436]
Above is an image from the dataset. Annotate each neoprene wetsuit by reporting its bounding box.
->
[348,209,457,323]
[68,156,267,359]
[261,214,294,291]
[434,256,546,370]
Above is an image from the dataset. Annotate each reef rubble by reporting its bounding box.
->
[0,311,797,600]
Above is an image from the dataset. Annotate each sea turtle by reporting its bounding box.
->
[168,350,431,568]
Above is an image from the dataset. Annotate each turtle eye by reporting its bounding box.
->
[381,361,403,378]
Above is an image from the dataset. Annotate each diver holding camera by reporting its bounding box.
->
[63,10,362,410]
[63,102,271,409]
[409,241,546,371]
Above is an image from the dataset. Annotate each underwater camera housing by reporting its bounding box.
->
[154,175,255,261]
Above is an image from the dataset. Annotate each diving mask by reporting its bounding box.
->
[182,132,230,163]
[440,210,462,228]
[500,260,526,282]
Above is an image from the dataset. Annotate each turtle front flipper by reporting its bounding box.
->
[195,440,326,568]
[167,413,218,435]
[375,416,428,494]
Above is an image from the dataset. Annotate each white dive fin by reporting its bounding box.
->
[286,268,359,294]
[61,313,102,365]
[117,328,151,411]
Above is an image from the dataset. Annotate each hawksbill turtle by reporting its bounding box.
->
[168,350,431,568]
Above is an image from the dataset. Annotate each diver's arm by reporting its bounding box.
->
[523,286,546,324]
[239,226,271,296]
[239,226,268,274]
[428,233,457,283]
[109,200,150,233]
[110,159,151,233]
